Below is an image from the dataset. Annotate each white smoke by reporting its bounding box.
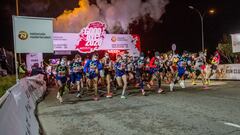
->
[54,0,169,33]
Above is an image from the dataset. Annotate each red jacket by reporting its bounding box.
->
[150,57,157,68]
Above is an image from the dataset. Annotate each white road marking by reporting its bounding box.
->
[224,122,240,129]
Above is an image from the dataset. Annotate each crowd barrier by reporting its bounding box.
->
[210,64,240,80]
[0,75,46,135]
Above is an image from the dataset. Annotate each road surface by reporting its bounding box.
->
[37,80,240,135]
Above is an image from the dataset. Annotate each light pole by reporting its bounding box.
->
[16,0,19,16]
[15,0,20,82]
[188,6,205,52]
[188,6,215,52]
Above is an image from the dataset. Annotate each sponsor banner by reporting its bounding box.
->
[53,33,78,51]
[101,34,132,50]
[231,34,240,53]
[210,64,240,80]
[100,34,141,56]
[13,16,53,53]
[75,21,106,53]
[53,33,141,56]
[26,53,43,71]
[0,75,46,135]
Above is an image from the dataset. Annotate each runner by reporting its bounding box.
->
[194,51,207,88]
[101,52,114,98]
[169,54,179,91]
[205,50,220,85]
[84,53,103,101]
[70,54,84,98]
[114,54,128,99]
[149,51,165,94]
[135,52,146,96]
[56,57,69,103]
[189,53,197,85]
[123,51,135,82]
[177,54,187,89]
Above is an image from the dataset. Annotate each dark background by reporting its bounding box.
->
[1,0,240,53]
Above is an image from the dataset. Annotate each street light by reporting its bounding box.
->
[209,9,216,15]
[188,6,215,52]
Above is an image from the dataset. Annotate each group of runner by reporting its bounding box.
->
[45,50,220,103]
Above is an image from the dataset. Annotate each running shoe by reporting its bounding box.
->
[56,92,60,99]
[147,84,151,89]
[158,88,165,94]
[76,93,81,98]
[93,96,100,101]
[59,96,63,103]
[141,89,146,96]
[180,81,185,88]
[106,93,113,98]
[170,83,174,92]
[121,95,126,99]
[192,81,196,85]
[203,85,209,90]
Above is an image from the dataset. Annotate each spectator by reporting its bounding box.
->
[234,55,240,63]
[31,63,44,76]
[19,62,27,78]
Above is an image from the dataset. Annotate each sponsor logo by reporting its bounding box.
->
[18,31,28,40]
[111,36,117,42]
[75,21,106,53]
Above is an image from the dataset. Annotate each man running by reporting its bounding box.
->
[70,54,84,98]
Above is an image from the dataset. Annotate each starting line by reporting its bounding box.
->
[224,122,240,129]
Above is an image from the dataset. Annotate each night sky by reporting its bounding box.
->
[0,0,240,53]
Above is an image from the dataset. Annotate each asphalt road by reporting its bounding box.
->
[37,80,240,135]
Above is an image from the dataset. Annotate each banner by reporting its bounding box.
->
[0,75,46,135]
[210,64,240,80]
[26,53,43,71]
[101,34,132,50]
[53,33,141,56]
[13,16,53,53]
[231,34,240,53]
[75,21,107,53]
[101,34,140,49]
[53,33,78,51]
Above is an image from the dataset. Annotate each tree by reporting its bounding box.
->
[217,34,240,64]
